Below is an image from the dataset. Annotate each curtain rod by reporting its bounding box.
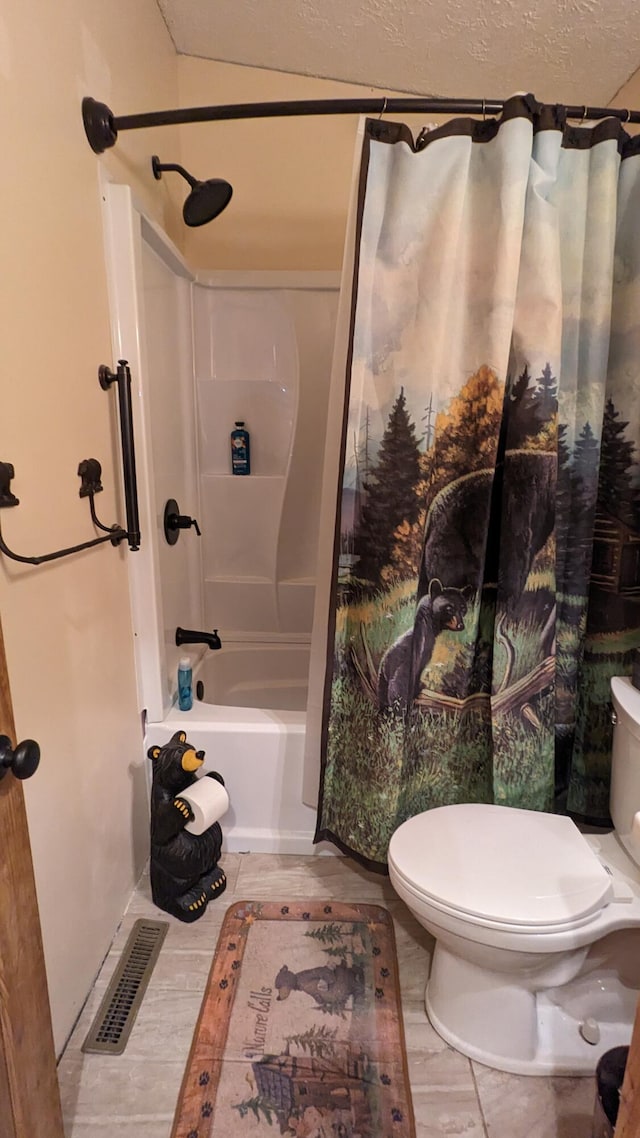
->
[82,95,640,154]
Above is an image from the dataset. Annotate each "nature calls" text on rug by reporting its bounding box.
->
[171,900,416,1138]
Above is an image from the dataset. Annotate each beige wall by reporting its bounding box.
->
[609,65,640,132]
[178,59,640,273]
[0,0,182,1053]
[178,59,443,271]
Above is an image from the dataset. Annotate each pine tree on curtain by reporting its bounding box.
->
[315,95,640,870]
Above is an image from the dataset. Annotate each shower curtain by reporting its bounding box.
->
[314,94,640,870]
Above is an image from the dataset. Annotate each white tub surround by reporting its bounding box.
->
[102,186,338,855]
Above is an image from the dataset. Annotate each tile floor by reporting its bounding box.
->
[58,853,597,1137]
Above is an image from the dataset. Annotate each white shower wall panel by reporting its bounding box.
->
[277,579,316,635]
[200,473,282,581]
[140,240,202,704]
[194,287,298,479]
[277,288,339,585]
[193,278,338,641]
[197,378,295,476]
[194,287,298,384]
[203,578,279,637]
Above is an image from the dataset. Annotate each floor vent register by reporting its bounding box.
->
[82,918,168,1055]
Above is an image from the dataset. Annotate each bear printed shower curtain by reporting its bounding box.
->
[314,94,640,870]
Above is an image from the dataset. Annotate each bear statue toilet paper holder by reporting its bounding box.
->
[147,731,229,922]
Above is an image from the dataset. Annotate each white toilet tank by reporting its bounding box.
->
[610,676,640,866]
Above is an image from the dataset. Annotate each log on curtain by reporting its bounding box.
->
[315,94,640,870]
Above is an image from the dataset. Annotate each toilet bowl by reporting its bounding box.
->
[388,676,640,1076]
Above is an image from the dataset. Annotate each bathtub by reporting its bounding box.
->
[144,643,323,854]
[195,643,309,712]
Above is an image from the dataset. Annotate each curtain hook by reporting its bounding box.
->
[624,108,631,124]
[482,99,486,121]
[378,97,388,120]
[581,106,588,122]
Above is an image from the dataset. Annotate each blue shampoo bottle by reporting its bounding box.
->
[177,656,193,711]
[231,421,250,475]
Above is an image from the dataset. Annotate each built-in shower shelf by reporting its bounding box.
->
[200,472,286,481]
[205,574,273,584]
[204,574,315,586]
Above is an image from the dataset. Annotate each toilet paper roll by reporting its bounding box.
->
[180,776,230,835]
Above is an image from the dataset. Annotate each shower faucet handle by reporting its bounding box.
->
[164,499,201,544]
[172,513,201,535]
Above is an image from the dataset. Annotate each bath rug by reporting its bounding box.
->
[171,900,416,1138]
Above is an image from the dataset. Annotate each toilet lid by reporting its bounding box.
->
[388,804,613,928]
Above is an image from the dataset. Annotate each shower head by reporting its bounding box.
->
[151,155,233,226]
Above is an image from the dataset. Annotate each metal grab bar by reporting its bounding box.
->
[99,360,141,551]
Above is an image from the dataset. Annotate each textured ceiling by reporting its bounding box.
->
[157,0,640,106]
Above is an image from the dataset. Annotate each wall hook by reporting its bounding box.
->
[0,463,19,508]
[0,460,127,566]
[0,358,142,566]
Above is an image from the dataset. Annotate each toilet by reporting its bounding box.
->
[388,676,640,1076]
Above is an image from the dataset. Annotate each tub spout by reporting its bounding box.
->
[175,627,222,650]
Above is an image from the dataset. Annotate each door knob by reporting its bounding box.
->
[0,735,41,781]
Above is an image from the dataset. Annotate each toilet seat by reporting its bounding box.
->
[390,862,609,937]
[388,803,613,931]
